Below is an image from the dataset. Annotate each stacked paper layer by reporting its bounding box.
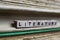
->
[0,0,60,13]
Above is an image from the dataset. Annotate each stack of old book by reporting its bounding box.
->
[0,0,60,37]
